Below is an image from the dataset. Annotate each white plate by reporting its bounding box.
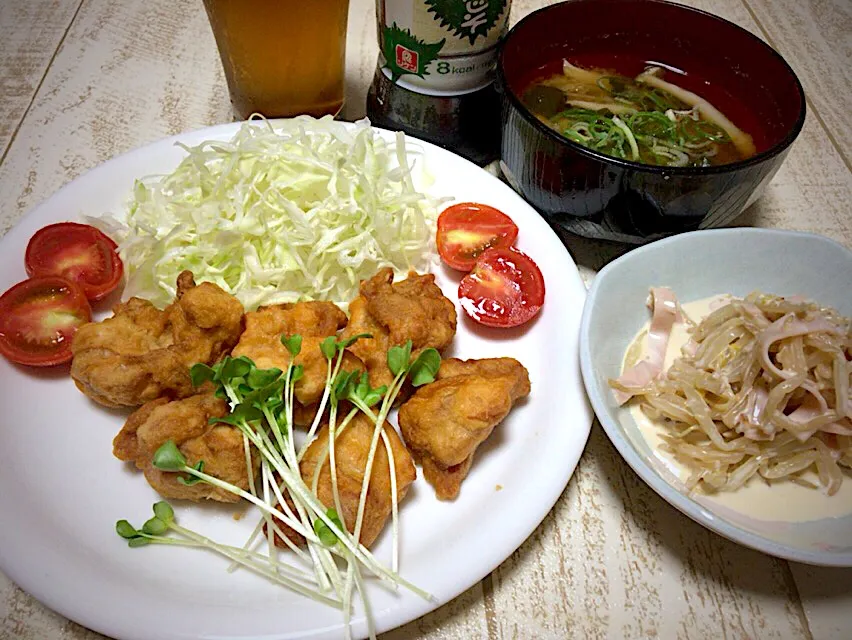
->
[0,121,593,639]
[580,228,852,567]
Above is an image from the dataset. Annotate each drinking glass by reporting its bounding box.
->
[202,0,350,119]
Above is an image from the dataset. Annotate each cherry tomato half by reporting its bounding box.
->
[436,203,519,271]
[0,276,92,367]
[458,247,545,328]
[25,222,123,302]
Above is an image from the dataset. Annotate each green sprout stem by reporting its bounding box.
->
[282,357,298,464]
[148,338,441,620]
[166,525,314,582]
[263,479,322,568]
[353,559,377,640]
[300,357,333,459]
[299,347,348,461]
[381,428,401,574]
[260,462,279,571]
[310,408,360,496]
[352,369,406,546]
[173,461,317,542]
[169,522,341,607]
[260,462,333,592]
[243,432,259,499]
[118,505,333,605]
[245,414,338,593]
[343,561,356,639]
[246,420,344,596]
[223,382,241,406]
[245,432,424,593]
[328,403,347,537]
[227,516,265,573]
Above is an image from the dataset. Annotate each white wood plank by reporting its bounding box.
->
[788,564,852,640]
[0,571,102,640]
[488,426,811,639]
[742,0,852,170]
[733,2,852,627]
[0,0,231,238]
[0,0,82,159]
[381,585,491,639]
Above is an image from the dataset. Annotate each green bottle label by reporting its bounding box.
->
[425,0,508,44]
[376,0,510,96]
[381,24,445,81]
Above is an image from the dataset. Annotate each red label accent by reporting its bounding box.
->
[395,45,419,73]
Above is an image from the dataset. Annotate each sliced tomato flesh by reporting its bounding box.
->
[0,276,92,366]
[458,247,545,328]
[437,203,519,271]
[25,222,123,302]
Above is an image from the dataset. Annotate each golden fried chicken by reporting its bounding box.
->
[292,337,365,407]
[341,268,457,390]
[340,295,393,389]
[71,271,244,408]
[398,357,530,500]
[113,392,257,502]
[237,301,346,349]
[272,413,416,549]
[232,302,362,421]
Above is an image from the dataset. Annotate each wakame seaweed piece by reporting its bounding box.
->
[596,75,628,95]
[523,85,566,118]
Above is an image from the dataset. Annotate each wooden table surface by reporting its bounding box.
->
[1,0,850,638]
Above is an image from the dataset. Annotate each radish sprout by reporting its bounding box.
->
[118,336,440,636]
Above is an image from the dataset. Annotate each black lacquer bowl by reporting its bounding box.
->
[496,0,806,243]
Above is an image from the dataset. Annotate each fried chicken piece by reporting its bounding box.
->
[340,295,393,389]
[238,301,346,348]
[292,401,321,428]
[232,302,362,412]
[113,392,257,502]
[341,268,457,390]
[272,414,416,549]
[398,357,530,500]
[292,337,365,406]
[363,268,456,350]
[71,272,244,408]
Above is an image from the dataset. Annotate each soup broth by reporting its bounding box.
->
[522,62,756,168]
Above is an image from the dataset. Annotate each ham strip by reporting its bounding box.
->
[612,287,681,405]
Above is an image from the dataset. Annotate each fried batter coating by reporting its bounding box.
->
[238,302,346,349]
[71,272,244,408]
[340,295,393,389]
[232,302,362,417]
[398,357,530,500]
[113,393,257,502]
[292,337,365,407]
[341,268,457,390]
[273,414,416,549]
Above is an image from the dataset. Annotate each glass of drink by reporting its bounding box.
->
[202,0,350,120]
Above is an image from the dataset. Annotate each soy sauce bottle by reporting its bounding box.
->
[366,0,511,166]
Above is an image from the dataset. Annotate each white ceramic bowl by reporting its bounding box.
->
[579,228,852,566]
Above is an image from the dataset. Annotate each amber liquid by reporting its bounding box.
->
[202,0,349,119]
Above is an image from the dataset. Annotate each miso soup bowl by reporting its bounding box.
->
[496,0,806,243]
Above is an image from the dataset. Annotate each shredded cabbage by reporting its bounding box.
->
[93,116,445,310]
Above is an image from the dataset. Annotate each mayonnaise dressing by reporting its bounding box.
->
[625,294,852,523]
